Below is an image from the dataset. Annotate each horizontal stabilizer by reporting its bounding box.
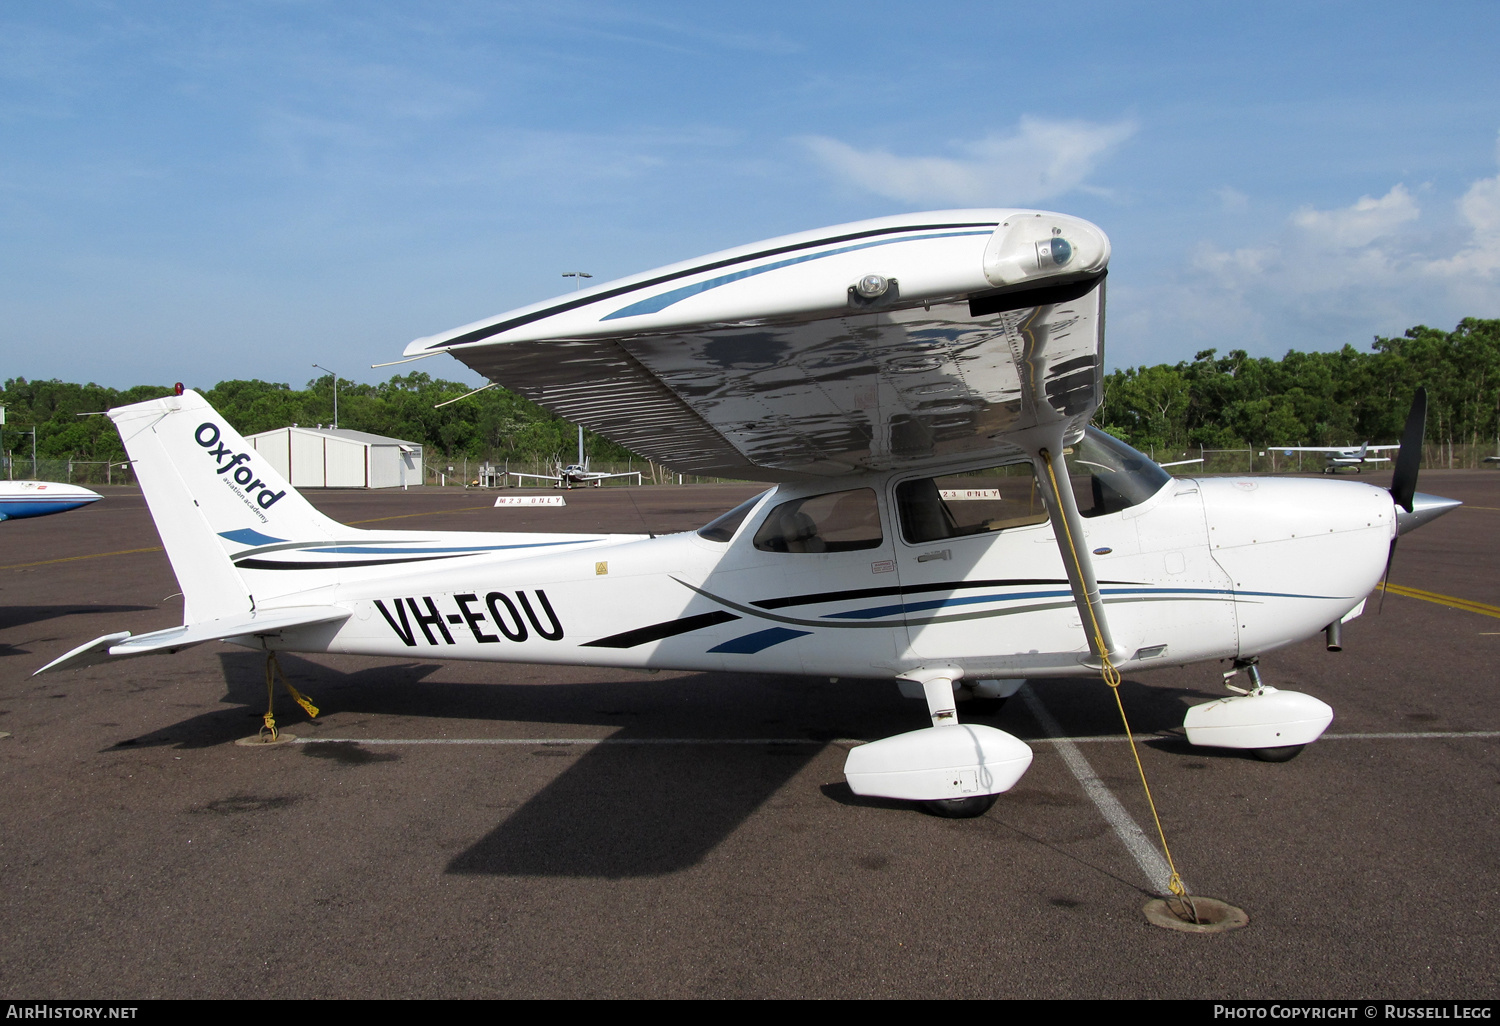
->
[34,606,351,675]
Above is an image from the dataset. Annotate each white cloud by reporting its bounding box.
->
[1216,186,1249,211]
[1109,146,1500,367]
[1428,168,1500,277]
[801,116,1136,205]
[1290,184,1420,249]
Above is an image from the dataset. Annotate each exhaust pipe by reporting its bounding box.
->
[1325,620,1342,652]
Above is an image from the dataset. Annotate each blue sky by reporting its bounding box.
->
[4,1,1499,390]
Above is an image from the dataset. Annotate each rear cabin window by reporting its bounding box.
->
[752,488,883,553]
[896,463,1048,544]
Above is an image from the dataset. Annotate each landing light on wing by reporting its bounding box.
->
[982,214,1108,287]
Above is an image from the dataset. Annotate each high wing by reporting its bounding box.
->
[1279,445,1400,453]
[403,209,1111,481]
[575,470,641,482]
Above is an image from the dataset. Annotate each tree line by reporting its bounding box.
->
[0,372,635,467]
[1097,318,1500,454]
[5,318,1498,468]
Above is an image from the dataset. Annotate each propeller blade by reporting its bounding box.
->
[1389,387,1426,514]
[1380,387,1427,613]
[1378,538,1397,614]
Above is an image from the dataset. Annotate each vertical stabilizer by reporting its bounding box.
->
[109,391,345,623]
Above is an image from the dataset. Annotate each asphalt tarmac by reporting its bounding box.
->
[1,473,1496,999]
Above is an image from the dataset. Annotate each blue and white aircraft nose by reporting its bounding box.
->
[0,481,104,521]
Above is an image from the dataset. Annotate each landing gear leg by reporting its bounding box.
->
[915,672,998,818]
[1234,662,1306,762]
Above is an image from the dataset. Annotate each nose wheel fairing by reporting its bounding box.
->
[1184,685,1333,752]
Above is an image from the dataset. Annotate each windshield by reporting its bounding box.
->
[1067,427,1171,517]
[696,490,771,542]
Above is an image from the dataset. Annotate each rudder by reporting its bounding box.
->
[110,390,344,623]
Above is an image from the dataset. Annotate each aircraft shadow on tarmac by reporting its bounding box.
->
[0,604,153,657]
[111,650,1220,878]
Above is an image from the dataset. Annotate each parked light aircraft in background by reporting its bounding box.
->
[0,481,102,521]
[508,425,644,489]
[1278,443,1401,473]
[38,209,1460,820]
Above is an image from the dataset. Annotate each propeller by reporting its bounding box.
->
[1389,387,1427,515]
[1379,388,1427,611]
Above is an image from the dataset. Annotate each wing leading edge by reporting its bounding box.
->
[406,209,1111,481]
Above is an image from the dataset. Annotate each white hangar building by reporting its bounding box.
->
[246,425,422,489]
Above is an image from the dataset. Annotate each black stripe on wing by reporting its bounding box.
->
[428,221,999,350]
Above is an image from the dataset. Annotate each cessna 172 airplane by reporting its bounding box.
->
[1278,442,1400,473]
[36,208,1460,819]
[0,480,102,521]
[508,425,644,489]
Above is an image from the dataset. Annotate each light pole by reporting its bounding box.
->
[312,364,339,429]
[562,271,592,291]
[13,427,36,479]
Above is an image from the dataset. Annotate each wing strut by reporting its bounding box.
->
[1032,443,1119,675]
[1032,438,1194,907]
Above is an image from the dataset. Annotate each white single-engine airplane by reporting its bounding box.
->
[38,209,1461,818]
[1278,442,1401,473]
[1,480,102,521]
[508,425,643,489]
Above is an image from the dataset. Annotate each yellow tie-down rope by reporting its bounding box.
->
[259,651,320,741]
[1039,448,1193,911]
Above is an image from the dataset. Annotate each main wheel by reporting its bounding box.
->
[1251,744,1305,762]
[920,793,999,818]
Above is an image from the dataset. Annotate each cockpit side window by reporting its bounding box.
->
[896,462,1047,544]
[752,487,882,553]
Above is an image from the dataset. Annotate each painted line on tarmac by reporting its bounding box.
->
[290,729,1500,747]
[1018,684,1181,897]
[0,505,494,567]
[0,546,163,570]
[347,505,495,525]
[1036,730,1500,743]
[1378,582,1500,619]
[294,736,823,746]
[1318,730,1500,740]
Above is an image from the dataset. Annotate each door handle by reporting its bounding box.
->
[917,549,951,562]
